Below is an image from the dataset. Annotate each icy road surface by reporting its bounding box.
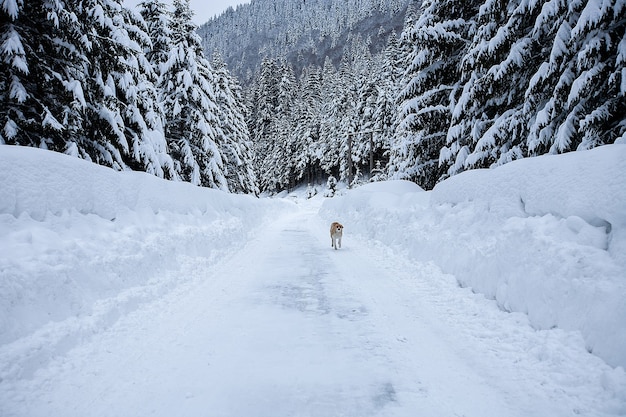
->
[2,198,622,417]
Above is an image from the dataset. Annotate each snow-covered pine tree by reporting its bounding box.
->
[372,31,402,173]
[0,0,84,151]
[250,57,279,190]
[160,0,227,189]
[292,65,322,185]
[1,0,173,178]
[329,34,382,184]
[250,58,298,193]
[524,0,579,155]
[352,71,378,176]
[526,0,626,154]
[67,0,134,169]
[211,53,258,195]
[139,0,171,78]
[391,0,478,188]
[336,56,360,184]
[120,6,177,179]
[268,60,297,191]
[318,57,343,177]
[444,0,546,176]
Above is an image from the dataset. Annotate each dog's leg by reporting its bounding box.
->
[338,236,341,249]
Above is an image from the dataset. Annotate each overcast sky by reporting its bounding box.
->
[123,0,251,25]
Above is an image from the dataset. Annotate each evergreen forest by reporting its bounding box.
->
[2,0,624,194]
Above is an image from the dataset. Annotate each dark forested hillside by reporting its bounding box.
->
[198,0,412,84]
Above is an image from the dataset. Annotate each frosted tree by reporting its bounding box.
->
[119,6,177,179]
[0,0,84,151]
[391,0,478,188]
[66,0,136,168]
[160,0,227,188]
[251,58,298,192]
[211,53,258,194]
[526,0,626,154]
[270,61,297,190]
[139,0,172,78]
[336,58,360,183]
[444,0,549,176]
[352,70,378,176]
[0,0,175,178]
[138,0,175,181]
[372,30,402,168]
[318,58,343,177]
[292,65,322,184]
[250,58,279,184]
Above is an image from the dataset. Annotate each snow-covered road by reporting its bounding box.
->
[3,196,622,417]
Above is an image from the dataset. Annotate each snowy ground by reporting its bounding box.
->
[1,145,625,416]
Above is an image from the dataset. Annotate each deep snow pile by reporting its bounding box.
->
[321,144,626,369]
[0,146,293,351]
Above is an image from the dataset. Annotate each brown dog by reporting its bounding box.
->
[330,222,343,250]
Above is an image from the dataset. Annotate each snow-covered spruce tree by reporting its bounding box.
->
[352,72,379,175]
[337,58,360,184]
[318,57,343,177]
[139,0,171,78]
[120,6,177,179]
[443,0,548,177]
[391,0,480,189]
[0,0,84,151]
[351,39,396,180]
[211,53,258,194]
[332,37,378,185]
[267,60,297,191]
[524,0,581,155]
[1,0,173,178]
[372,31,402,172]
[292,65,322,185]
[251,58,308,193]
[526,0,626,154]
[250,57,280,191]
[160,0,227,188]
[57,0,159,172]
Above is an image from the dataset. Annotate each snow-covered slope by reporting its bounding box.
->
[321,144,626,368]
[0,146,293,347]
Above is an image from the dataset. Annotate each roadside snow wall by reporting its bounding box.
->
[321,145,626,369]
[0,146,293,346]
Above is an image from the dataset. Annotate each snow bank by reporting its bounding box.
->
[0,146,254,220]
[431,145,626,263]
[321,145,626,368]
[0,146,293,349]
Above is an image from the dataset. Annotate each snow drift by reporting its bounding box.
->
[0,146,293,351]
[321,144,626,368]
